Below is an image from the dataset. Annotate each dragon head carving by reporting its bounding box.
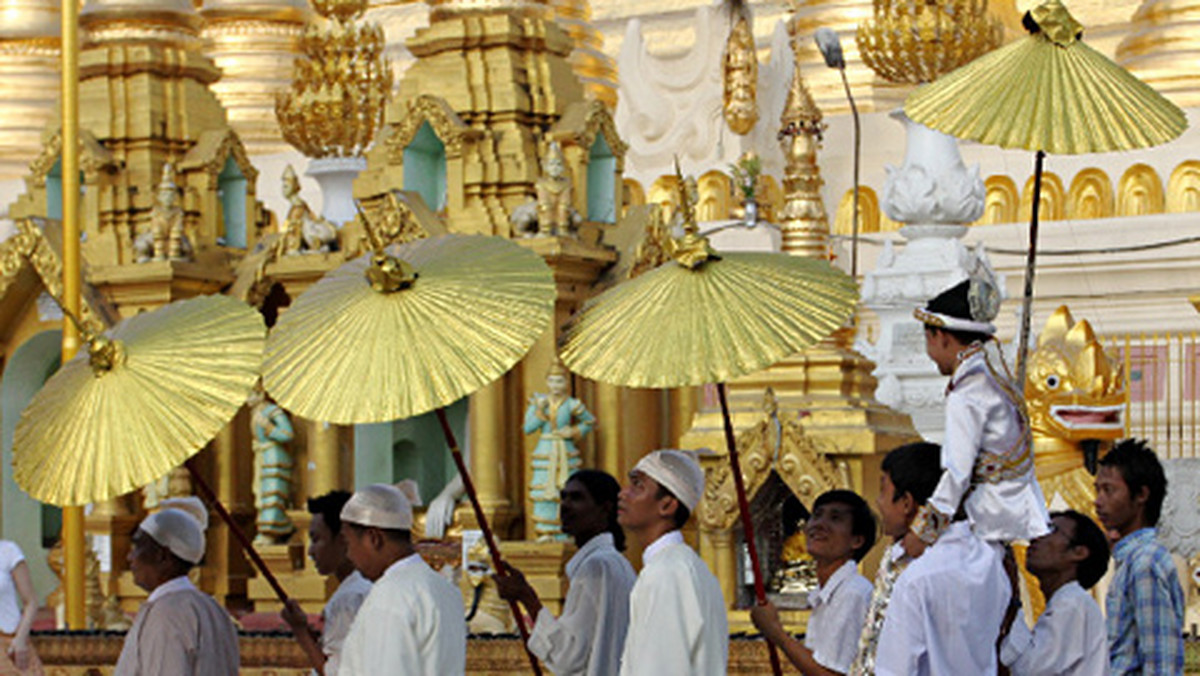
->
[1025,306,1126,450]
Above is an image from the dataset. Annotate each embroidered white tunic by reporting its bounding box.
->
[318,570,371,676]
[339,554,466,675]
[806,559,873,674]
[930,349,1050,543]
[619,531,728,676]
[875,522,1010,676]
[528,533,637,676]
[1001,581,1110,676]
[114,576,240,676]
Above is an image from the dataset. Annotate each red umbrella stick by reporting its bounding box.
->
[717,383,783,676]
[184,458,326,675]
[434,407,543,676]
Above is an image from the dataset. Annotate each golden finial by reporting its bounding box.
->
[856,0,1004,84]
[667,158,720,269]
[779,44,826,139]
[275,0,391,158]
[1027,0,1083,47]
[548,357,569,378]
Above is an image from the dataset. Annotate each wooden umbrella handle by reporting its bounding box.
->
[183,458,326,676]
[434,407,543,676]
[717,383,784,676]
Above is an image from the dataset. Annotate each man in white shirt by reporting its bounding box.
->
[1000,510,1111,676]
[496,469,637,676]
[874,516,1009,675]
[281,490,372,676]
[115,497,240,676]
[617,450,727,675]
[337,483,466,675]
[750,490,876,675]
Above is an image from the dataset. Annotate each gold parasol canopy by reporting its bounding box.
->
[14,294,266,506]
[904,0,1187,155]
[263,233,556,425]
[559,177,858,389]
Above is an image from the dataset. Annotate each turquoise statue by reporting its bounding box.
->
[250,386,296,544]
[524,359,596,541]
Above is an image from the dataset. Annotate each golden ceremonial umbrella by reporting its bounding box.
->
[263,228,555,674]
[904,0,1187,383]
[14,294,264,506]
[559,175,857,676]
[263,233,556,424]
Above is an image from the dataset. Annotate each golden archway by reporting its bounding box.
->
[978,175,1019,225]
[834,187,880,235]
[1117,163,1164,216]
[648,174,681,224]
[622,178,646,218]
[697,170,733,221]
[1067,168,1113,220]
[1020,172,1065,222]
[1166,161,1200,213]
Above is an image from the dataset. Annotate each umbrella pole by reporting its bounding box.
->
[434,407,544,676]
[183,458,326,675]
[717,383,784,676]
[1015,150,1046,388]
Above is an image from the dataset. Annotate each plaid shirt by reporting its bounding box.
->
[1106,528,1185,675]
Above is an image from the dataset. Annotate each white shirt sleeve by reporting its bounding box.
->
[929,390,987,519]
[808,577,872,673]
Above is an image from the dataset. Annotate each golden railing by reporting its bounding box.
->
[1105,331,1200,459]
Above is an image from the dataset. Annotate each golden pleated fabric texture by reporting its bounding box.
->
[263,234,556,425]
[14,295,265,506]
[904,2,1187,155]
[559,253,858,389]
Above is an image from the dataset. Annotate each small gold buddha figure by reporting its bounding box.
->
[278,165,337,255]
[534,141,574,236]
[771,521,819,599]
[722,12,759,135]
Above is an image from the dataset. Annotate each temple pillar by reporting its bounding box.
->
[467,377,520,538]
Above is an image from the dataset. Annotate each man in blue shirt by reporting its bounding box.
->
[1094,439,1185,675]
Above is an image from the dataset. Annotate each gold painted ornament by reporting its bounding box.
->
[13,294,266,506]
[263,233,556,425]
[722,9,759,136]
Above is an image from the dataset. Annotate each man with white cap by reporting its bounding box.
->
[114,497,240,676]
[617,450,727,675]
[337,483,466,675]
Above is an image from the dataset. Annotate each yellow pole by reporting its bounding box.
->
[60,0,86,630]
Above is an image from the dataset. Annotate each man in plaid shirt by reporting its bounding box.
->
[1094,439,1185,675]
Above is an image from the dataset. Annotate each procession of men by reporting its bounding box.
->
[100,277,1187,676]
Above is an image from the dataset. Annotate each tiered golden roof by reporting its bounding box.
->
[275,0,392,158]
[857,0,1004,83]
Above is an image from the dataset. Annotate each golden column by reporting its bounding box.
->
[59,0,85,629]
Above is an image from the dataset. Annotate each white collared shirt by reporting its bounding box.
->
[875,522,1010,676]
[319,570,371,676]
[146,575,195,604]
[806,559,873,674]
[619,531,727,675]
[1001,581,1110,676]
[528,533,637,676]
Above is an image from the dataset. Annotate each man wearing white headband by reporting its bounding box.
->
[337,483,466,675]
[908,276,1049,553]
[617,450,727,675]
[114,497,240,676]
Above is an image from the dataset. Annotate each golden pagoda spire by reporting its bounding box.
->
[200,0,311,155]
[856,0,1004,83]
[1117,0,1200,108]
[0,0,59,179]
[275,0,391,158]
[548,0,619,107]
[777,49,829,258]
